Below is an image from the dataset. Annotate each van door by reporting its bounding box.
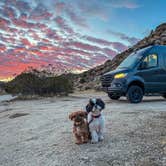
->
[160,52,166,93]
[136,53,162,93]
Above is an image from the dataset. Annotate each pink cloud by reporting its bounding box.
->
[12,18,36,29]
[21,38,32,47]
[55,2,88,28]
[85,36,112,46]
[29,11,53,21]
[0,44,6,52]
[103,48,117,57]
[55,16,74,34]
[15,0,31,12]
[63,48,91,57]
[110,0,140,9]
[0,17,10,30]
[85,35,128,52]
[107,30,140,45]
[65,8,88,28]
[77,1,108,21]
[3,6,17,20]
[13,47,25,53]
[45,28,63,41]
[55,2,66,15]
[64,41,101,52]
[0,35,16,44]
[111,42,128,52]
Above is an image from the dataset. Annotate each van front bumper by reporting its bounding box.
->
[102,87,124,95]
[102,81,127,95]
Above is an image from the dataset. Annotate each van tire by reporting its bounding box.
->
[108,93,120,100]
[162,93,166,99]
[126,85,143,103]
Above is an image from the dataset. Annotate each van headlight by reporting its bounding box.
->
[114,73,127,79]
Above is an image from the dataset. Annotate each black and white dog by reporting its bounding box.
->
[86,98,105,143]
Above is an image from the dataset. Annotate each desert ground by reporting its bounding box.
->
[0,91,165,166]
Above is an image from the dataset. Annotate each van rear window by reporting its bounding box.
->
[142,54,158,68]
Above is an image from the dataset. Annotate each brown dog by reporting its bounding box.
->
[69,111,89,144]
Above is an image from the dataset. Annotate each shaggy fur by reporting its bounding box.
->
[69,111,90,144]
[88,110,105,143]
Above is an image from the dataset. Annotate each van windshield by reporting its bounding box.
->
[117,52,143,69]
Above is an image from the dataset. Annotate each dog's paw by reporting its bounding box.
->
[91,140,98,144]
[75,141,83,145]
[83,140,88,144]
[99,136,104,142]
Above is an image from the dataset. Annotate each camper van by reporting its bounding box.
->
[101,45,166,103]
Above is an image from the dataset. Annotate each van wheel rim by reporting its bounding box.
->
[132,89,141,101]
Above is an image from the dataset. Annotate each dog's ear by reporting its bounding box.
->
[78,111,88,119]
[69,113,75,121]
[69,111,87,121]
[73,111,87,118]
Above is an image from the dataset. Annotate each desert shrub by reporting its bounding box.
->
[79,77,86,83]
[82,72,87,78]
[5,72,74,96]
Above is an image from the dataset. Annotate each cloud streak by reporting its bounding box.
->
[107,30,140,45]
[109,0,140,9]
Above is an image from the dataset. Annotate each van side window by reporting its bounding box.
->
[142,54,158,69]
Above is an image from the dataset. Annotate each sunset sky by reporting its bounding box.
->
[0,0,166,81]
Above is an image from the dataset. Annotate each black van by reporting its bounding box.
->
[101,45,166,103]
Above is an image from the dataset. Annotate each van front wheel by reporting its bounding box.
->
[126,85,143,103]
[162,93,166,99]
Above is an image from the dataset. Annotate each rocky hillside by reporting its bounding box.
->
[75,23,166,91]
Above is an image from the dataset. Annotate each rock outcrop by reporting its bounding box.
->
[75,23,166,91]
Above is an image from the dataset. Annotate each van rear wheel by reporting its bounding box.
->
[126,85,143,103]
[108,93,120,100]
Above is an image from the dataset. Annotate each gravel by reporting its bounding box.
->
[0,91,165,166]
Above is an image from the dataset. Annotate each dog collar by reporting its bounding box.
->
[92,114,101,118]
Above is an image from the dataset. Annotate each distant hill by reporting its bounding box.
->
[0,81,5,88]
[5,72,74,96]
[0,81,6,94]
[75,23,166,90]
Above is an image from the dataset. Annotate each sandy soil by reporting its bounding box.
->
[0,91,166,166]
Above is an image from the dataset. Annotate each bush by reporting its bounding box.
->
[5,72,74,96]
[79,77,86,83]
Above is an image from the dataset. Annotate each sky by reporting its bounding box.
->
[0,0,166,81]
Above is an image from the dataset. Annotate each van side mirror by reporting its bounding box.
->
[139,61,148,70]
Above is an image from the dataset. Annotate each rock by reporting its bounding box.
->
[154,40,161,44]
[161,36,166,41]
[161,32,166,37]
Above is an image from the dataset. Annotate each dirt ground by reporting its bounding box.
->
[0,91,165,166]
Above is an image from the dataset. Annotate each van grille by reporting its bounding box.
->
[101,75,113,87]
